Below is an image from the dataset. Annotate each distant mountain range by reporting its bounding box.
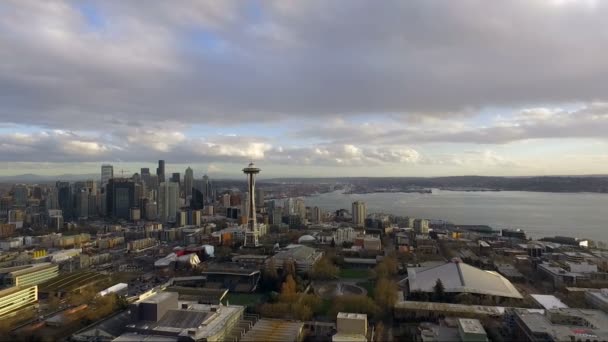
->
[0,173,100,183]
[2,174,608,193]
[264,175,608,193]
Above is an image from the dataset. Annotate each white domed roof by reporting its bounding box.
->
[298,235,316,243]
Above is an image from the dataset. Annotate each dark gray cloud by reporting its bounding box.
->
[1,0,608,130]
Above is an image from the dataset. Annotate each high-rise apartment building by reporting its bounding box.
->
[101,164,114,188]
[184,167,194,199]
[352,201,366,227]
[158,182,179,223]
[312,206,322,224]
[295,198,306,220]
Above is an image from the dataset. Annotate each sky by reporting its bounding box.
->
[1,0,608,178]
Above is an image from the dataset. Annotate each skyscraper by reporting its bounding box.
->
[190,179,205,210]
[56,181,72,220]
[202,175,214,204]
[158,181,179,223]
[12,184,28,207]
[243,163,260,247]
[171,172,180,184]
[255,188,265,207]
[184,167,194,199]
[352,201,366,227]
[156,160,165,183]
[105,178,135,220]
[101,164,113,188]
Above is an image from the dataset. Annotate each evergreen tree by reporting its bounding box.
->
[433,278,445,302]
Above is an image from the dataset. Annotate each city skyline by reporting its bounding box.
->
[2,1,608,177]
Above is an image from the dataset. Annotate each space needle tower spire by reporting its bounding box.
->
[243,162,260,247]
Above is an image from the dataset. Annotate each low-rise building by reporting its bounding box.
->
[0,262,59,287]
[0,285,38,319]
[363,235,381,251]
[123,291,246,342]
[268,245,323,273]
[457,318,488,342]
[586,289,608,313]
[242,319,304,342]
[333,312,368,342]
[513,308,608,341]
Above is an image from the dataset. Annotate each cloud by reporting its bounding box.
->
[292,103,608,145]
[1,0,608,131]
[269,144,420,166]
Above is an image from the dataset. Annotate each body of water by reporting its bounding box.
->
[302,190,608,242]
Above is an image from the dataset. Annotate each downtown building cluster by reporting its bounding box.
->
[0,160,216,230]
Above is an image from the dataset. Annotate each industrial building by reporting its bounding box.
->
[0,262,59,287]
[402,260,523,301]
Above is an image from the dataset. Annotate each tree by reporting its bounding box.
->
[330,295,378,319]
[374,322,385,342]
[283,259,296,278]
[374,255,398,279]
[310,256,339,280]
[433,278,445,302]
[292,303,313,321]
[280,275,297,302]
[261,259,280,292]
[342,241,354,248]
[374,278,398,311]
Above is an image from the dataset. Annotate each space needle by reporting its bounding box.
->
[243,162,260,247]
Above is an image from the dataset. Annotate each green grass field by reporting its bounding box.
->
[223,293,265,307]
[357,281,375,298]
[339,268,370,279]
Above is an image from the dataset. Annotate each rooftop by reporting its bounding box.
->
[530,294,569,310]
[272,245,320,262]
[0,262,56,276]
[405,261,523,299]
[337,312,367,320]
[39,271,108,293]
[241,319,304,342]
[516,308,608,341]
[458,318,486,335]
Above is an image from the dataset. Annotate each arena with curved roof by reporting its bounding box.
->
[402,260,523,299]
